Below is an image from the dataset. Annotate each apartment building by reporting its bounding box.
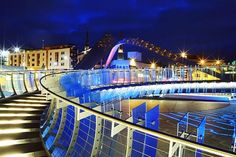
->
[8,45,77,70]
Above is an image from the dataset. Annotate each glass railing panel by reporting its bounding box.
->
[69,114,96,156]
[12,73,26,95]
[35,71,47,90]
[25,71,37,92]
[51,105,75,157]
[0,73,15,97]
[98,119,127,157]
[130,69,138,83]
[182,146,218,157]
[44,108,62,150]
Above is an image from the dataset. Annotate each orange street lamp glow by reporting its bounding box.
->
[180,51,187,58]
[200,59,205,65]
[130,58,136,66]
[150,62,156,69]
[216,60,221,65]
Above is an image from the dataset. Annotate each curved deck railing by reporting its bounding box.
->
[40,69,236,157]
[0,70,52,99]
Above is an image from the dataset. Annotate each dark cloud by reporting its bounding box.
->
[0,0,236,60]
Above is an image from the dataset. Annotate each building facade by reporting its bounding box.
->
[8,45,77,70]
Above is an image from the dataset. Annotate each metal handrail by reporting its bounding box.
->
[40,71,236,157]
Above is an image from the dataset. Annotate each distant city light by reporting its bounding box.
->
[130,58,136,66]
[150,62,156,69]
[14,47,20,52]
[216,60,221,65]
[180,51,187,58]
[199,59,206,65]
[0,49,10,57]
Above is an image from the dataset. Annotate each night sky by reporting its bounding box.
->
[1,0,236,61]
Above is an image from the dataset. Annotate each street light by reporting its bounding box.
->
[14,47,20,53]
[215,60,221,65]
[150,62,156,69]
[179,50,188,65]
[1,49,9,56]
[130,58,136,67]
[180,51,187,59]
[199,59,206,66]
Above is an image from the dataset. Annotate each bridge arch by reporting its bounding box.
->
[105,38,181,68]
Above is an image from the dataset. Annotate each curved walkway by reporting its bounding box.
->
[39,71,236,157]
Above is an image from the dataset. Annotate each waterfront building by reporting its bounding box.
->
[8,45,77,70]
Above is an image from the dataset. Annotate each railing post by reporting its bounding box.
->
[125,128,133,157]
[65,107,80,157]
[168,140,173,157]
[91,113,102,156]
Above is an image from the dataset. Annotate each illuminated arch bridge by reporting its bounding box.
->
[105,38,184,68]
[0,69,236,156]
[76,34,190,69]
